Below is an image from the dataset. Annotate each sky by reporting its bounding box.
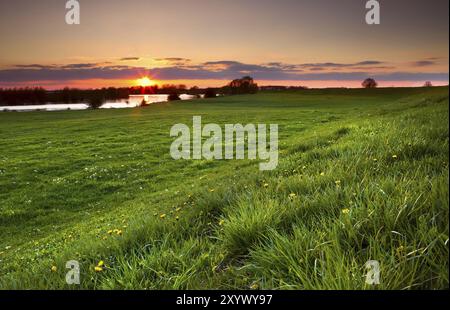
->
[0,0,448,89]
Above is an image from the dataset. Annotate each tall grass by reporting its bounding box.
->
[0,87,448,289]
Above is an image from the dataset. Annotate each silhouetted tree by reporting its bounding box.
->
[204,88,217,98]
[424,81,433,87]
[222,76,259,95]
[362,78,378,89]
[168,92,181,101]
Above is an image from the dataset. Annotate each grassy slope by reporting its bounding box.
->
[0,87,448,289]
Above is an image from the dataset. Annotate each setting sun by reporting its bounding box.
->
[136,77,157,87]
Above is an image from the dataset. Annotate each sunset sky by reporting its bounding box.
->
[0,0,448,89]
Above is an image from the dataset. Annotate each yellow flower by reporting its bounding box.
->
[97,260,104,267]
[209,189,215,192]
[392,155,398,159]
[373,158,378,162]
[51,266,57,273]
[320,172,325,176]
[107,230,113,235]
[289,193,297,200]
[219,219,225,226]
[250,283,260,290]
[263,183,269,188]
[94,266,103,272]
[335,180,341,186]
[175,216,180,221]
[116,230,123,236]
[160,214,167,219]
[342,208,350,215]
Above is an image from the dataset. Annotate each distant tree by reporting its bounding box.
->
[87,93,105,109]
[362,78,378,89]
[424,81,433,87]
[168,92,181,101]
[223,76,259,95]
[204,88,217,98]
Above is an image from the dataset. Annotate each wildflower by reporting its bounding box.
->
[320,172,325,176]
[392,155,398,159]
[289,193,297,200]
[160,214,167,219]
[116,230,123,236]
[175,207,181,212]
[209,189,215,192]
[219,219,225,226]
[97,260,104,267]
[342,208,350,215]
[263,183,269,188]
[250,283,260,290]
[373,158,378,162]
[94,266,103,272]
[335,180,341,186]
[107,230,113,235]
[176,216,180,221]
[51,266,57,273]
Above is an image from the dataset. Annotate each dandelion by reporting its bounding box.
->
[51,266,57,273]
[175,216,180,221]
[342,208,350,215]
[335,180,341,186]
[116,230,123,236]
[107,230,113,235]
[373,158,378,162]
[263,183,269,188]
[94,266,103,272]
[392,155,398,159]
[289,193,297,200]
[219,219,225,226]
[160,214,167,219]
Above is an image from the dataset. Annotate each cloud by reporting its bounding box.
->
[0,59,447,84]
[155,57,192,65]
[61,63,101,69]
[120,57,141,61]
[412,60,436,67]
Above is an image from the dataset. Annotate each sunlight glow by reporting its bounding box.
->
[136,77,157,87]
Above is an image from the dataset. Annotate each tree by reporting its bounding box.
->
[362,78,378,89]
[223,76,259,95]
[87,96,104,109]
[424,81,433,87]
[204,88,217,98]
[168,92,181,101]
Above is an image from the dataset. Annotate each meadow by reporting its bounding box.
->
[0,87,448,289]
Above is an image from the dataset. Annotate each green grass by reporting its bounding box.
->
[0,87,448,290]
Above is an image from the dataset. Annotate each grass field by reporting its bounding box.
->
[0,87,448,290]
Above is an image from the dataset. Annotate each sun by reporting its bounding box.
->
[136,77,156,87]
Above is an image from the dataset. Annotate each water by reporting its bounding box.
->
[0,94,199,112]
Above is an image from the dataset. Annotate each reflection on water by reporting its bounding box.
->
[0,94,199,112]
